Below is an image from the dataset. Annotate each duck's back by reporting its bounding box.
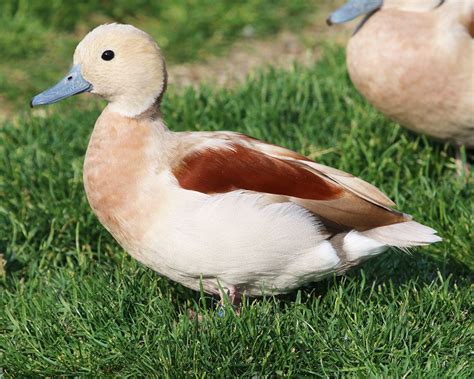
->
[347,0,474,146]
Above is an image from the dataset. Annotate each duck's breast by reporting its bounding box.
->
[83,109,170,252]
[347,6,474,145]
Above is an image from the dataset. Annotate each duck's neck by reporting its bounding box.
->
[108,94,159,118]
[83,106,170,246]
[106,69,167,118]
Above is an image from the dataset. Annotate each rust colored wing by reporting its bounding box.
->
[172,132,409,231]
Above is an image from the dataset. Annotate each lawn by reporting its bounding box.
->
[1,2,473,377]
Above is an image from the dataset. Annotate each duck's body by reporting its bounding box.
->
[32,24,441,299]
[330,0,474,147]
[83,104,437,296]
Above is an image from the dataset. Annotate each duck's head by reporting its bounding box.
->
[327,0,444,26]
[31,24,167,117]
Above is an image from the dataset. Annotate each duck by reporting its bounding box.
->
[31,24,441,305]
[327,0,474,164]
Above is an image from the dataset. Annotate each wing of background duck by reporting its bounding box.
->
[172,133,408,232]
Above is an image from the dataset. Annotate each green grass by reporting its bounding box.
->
[0,47,472,376]
[0,0,316,112]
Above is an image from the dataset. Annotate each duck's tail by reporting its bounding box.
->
[336,221,441,263]
[363,221,442,247]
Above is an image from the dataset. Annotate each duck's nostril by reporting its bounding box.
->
[67,76,73,81]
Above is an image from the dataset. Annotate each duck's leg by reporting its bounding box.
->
[188,286,240,320]
[217,286,241,317]
[455,145,470,177]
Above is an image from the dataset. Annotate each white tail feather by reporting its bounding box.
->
[342,221,441,262]
[363,221,442,248]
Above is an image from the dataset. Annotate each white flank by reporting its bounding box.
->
[343,231,388,262]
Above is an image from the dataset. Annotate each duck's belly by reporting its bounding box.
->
[131,190,342,296]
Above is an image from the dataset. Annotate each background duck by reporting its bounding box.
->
[31,24,440,304]
[328,0,474,166]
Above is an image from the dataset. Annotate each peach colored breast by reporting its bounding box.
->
[347,9,474,146]
[83,110,160,249]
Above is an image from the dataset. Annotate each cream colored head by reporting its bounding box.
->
[73,24,166,117]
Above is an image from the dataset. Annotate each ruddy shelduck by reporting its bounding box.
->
[328,0,474,158]
[31,24,441,304]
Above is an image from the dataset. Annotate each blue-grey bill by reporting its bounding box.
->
[30,65,92,107]
[327,0,383,25]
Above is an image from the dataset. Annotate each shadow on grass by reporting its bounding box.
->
[176,250,473,317]
[293,249,470,292]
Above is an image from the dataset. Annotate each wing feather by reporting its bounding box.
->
[172,132,409,231]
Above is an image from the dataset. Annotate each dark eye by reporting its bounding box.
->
[101,50,115,61]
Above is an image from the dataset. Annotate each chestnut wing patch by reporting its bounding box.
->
[173,144,343,200]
